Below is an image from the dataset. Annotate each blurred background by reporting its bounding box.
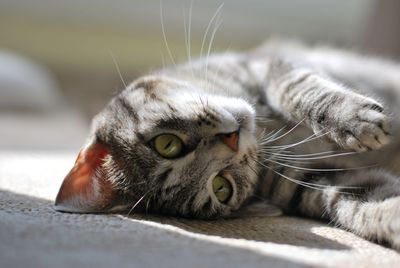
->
[0,0,398,150]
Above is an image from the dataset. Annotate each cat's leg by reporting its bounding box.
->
[307,49,400,130]
[264,56,391,152]
[268,167,400,248]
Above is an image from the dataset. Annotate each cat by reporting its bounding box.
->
[54,39,400,249]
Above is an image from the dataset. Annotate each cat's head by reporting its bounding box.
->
[55,76,259,218]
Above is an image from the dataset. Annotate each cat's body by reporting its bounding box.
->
[55,40,400,249]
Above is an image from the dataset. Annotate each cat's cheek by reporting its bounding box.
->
[54,141,118,213]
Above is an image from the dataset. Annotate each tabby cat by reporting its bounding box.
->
[55,40,400,249]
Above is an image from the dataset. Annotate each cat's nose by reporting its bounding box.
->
[218,131,239,152]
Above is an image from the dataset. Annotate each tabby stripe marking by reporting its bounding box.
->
[158,168,173,183]
[287,173,321,213]
[117,97,139,122]
[280,73,313,105]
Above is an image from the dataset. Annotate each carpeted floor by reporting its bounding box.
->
[1,151,400,268]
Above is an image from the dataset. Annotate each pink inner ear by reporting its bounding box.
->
[55,141,116,213]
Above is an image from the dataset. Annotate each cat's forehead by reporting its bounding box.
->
[124,76,193,101]
[116,77,212,120]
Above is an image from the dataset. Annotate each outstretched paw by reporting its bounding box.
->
[316,94,391,152]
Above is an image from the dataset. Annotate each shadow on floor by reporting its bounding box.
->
[0,188,351,251]
[1,189,322,268]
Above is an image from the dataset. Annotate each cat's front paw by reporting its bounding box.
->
[316,94,391,152]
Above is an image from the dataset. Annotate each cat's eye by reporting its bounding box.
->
[154,134,183,158]
[212,175,233,203]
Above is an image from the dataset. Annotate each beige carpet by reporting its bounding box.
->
[1,152,400,268]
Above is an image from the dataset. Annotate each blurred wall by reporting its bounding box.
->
[363,0,400,59]
[0,0,376,117]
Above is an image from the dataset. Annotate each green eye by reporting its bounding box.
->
[154,134,183,158]
[212,175,233,203]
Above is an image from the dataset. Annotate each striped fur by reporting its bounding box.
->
[86,40,400,249]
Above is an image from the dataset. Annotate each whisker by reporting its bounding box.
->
[109,50,127,89]
[200,3,224,62]
[252,158,357,193]
[126,193,148,217]
[254,159,327,191]
[255,115,274,120]
[205,15,222,85]
[263,157,372,172]
[261,155,313,165]
[160,0,176,65]
[183,5,193,77]
[183,8,189,59]
[265,118,306,143]
[146,193,155,214]
[260,150,357,161]
[255,118,274,125]
[261,130,320,147]
[260,150,335,157]
[188,0,194,65]
[263,129,330,150]
[261,125,288,143]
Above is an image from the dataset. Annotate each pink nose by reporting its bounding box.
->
[219,131,239,152]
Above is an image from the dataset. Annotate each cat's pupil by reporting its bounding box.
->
[164,141,172,150]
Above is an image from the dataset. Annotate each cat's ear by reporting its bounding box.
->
[55,140,118,213]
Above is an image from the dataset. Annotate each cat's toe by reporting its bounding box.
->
[343,133,368,152]
[351,104,391,151]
